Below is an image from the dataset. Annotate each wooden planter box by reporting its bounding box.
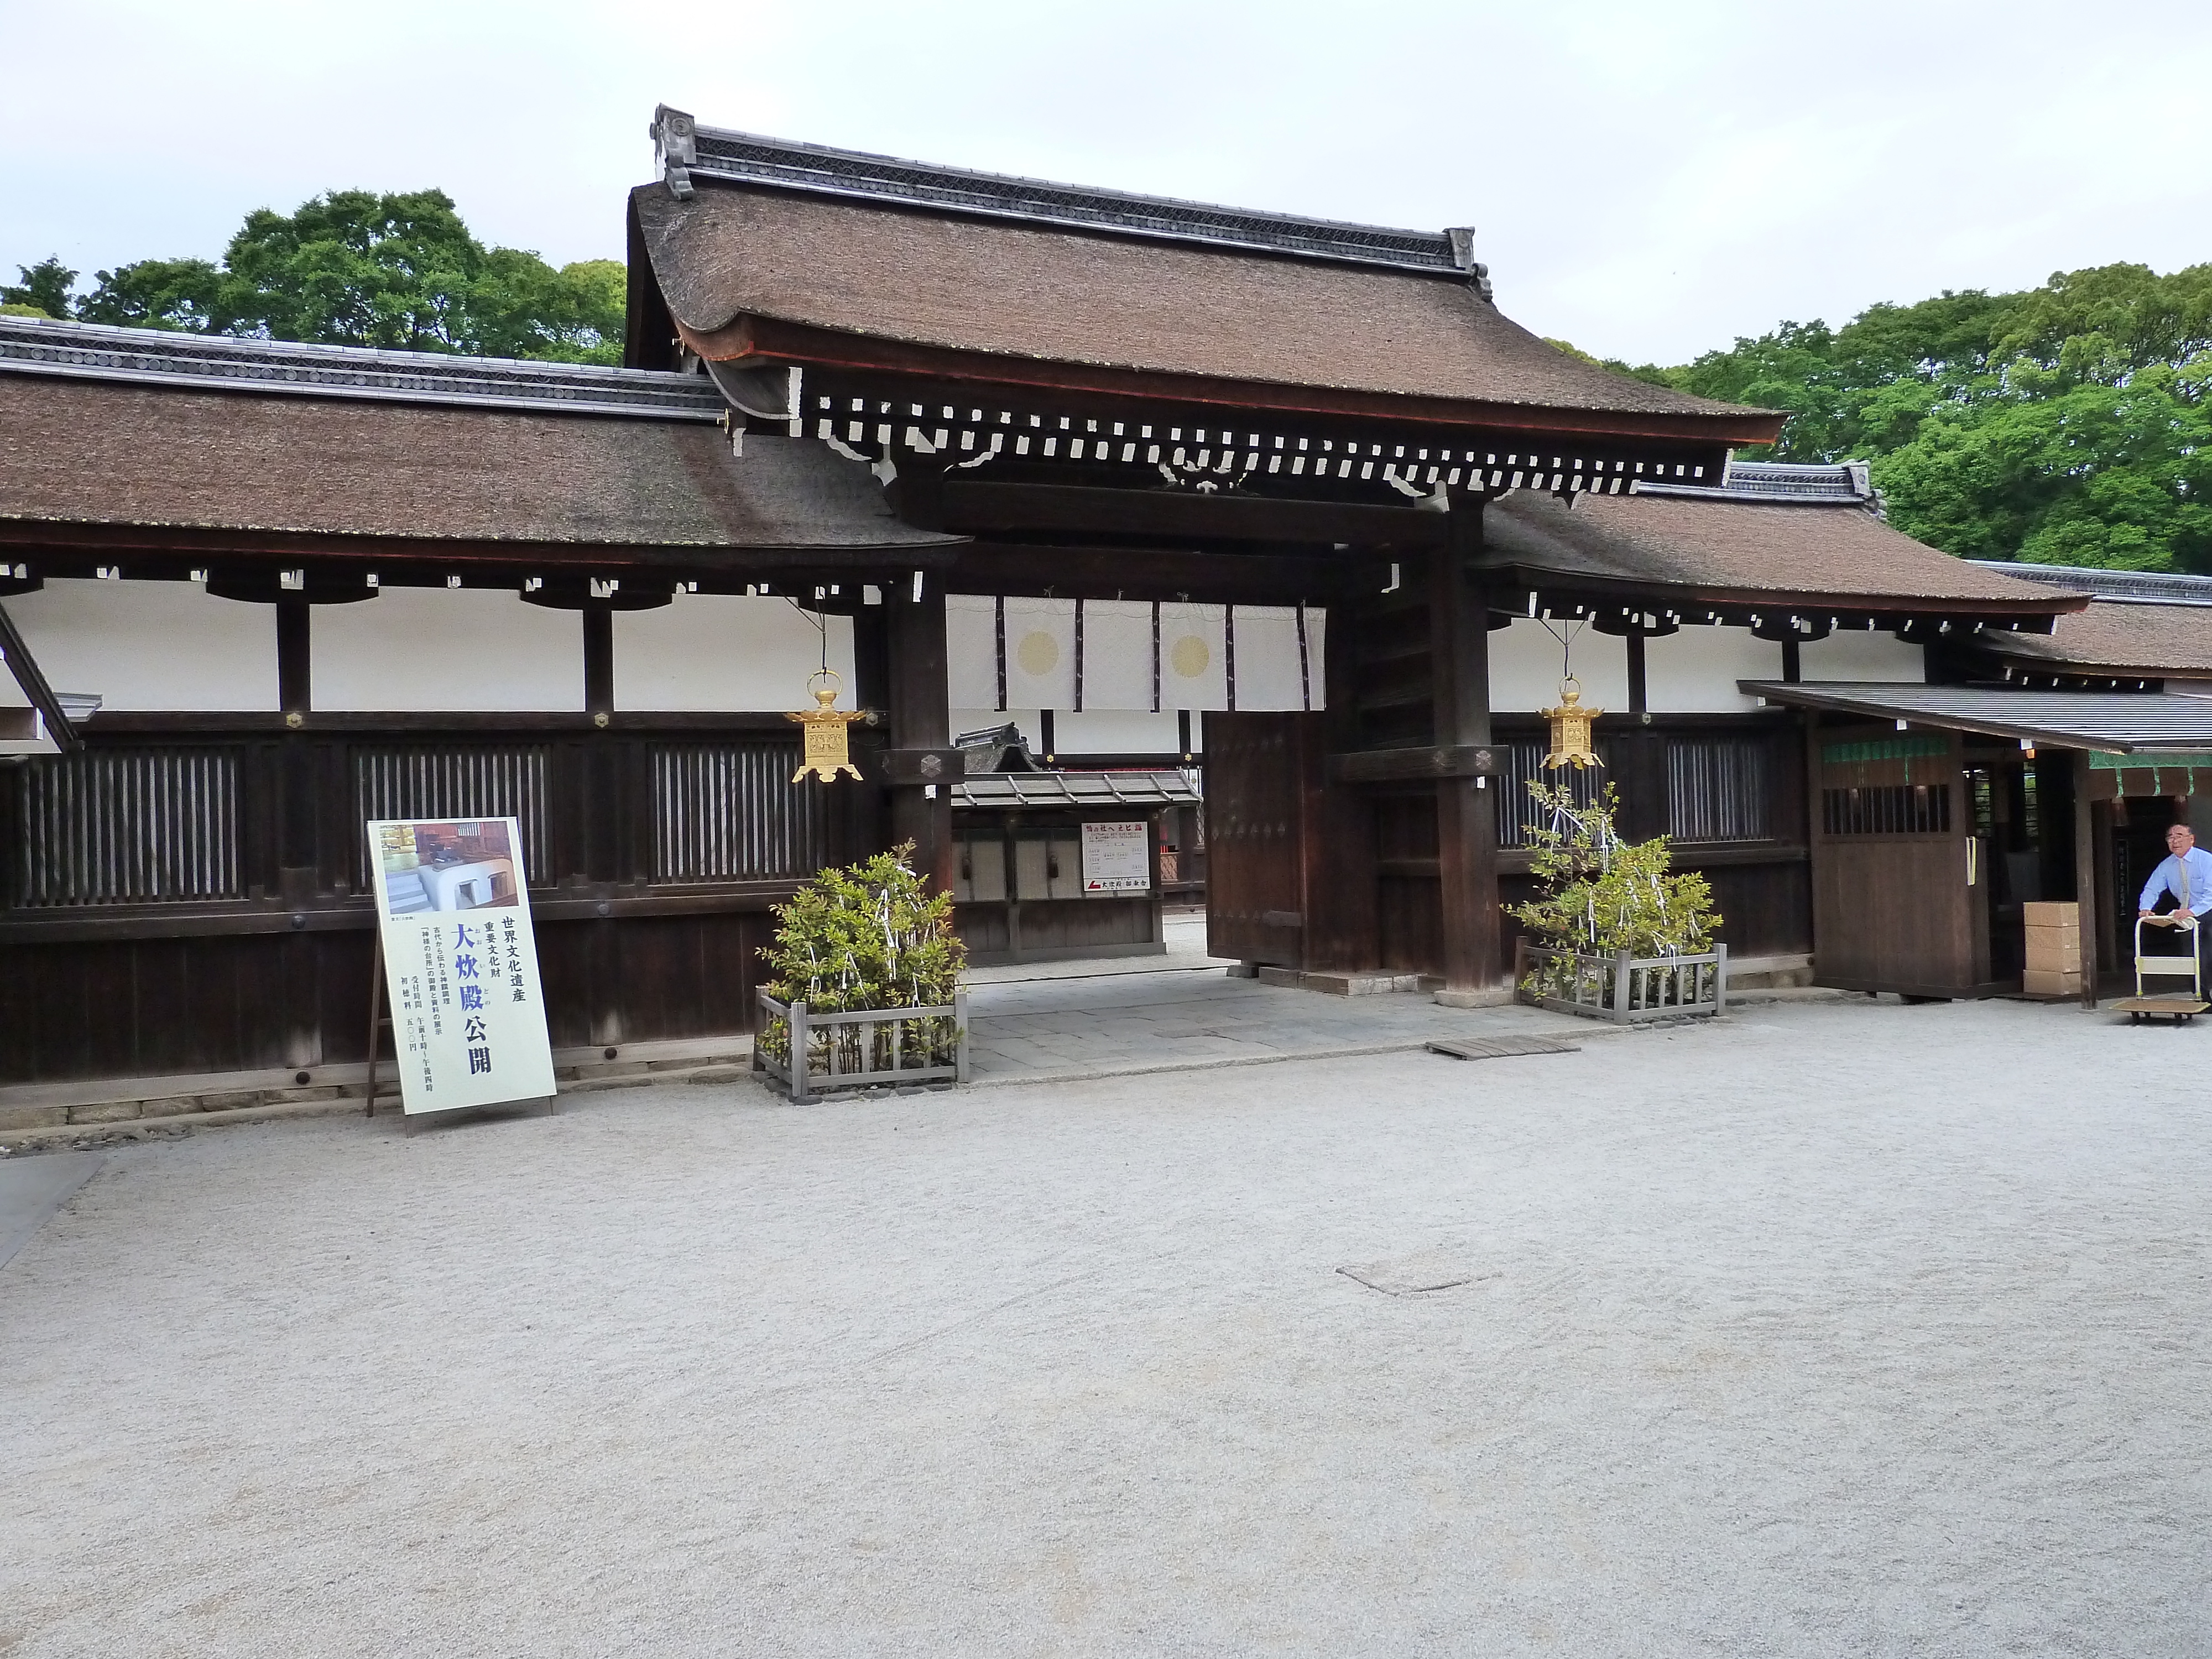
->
[1515,940,1729,1024]
[753,990,971,1100]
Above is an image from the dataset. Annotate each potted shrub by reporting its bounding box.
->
[1510,781,1728,1022]
[754,843,970,1098]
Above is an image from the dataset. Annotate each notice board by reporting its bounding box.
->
[1080,820,1152,894]
[367,817,556,1115]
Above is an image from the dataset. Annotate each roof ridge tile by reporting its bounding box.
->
[0,315,724,421]
[669,116,1467,276]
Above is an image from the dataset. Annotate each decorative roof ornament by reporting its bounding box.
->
[787,669,865,782]
[1444,227,1494,304]
[653,105,698,200]
[1542,677,1603,771]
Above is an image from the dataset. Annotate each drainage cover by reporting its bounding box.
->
[1425,1035,1579,1061]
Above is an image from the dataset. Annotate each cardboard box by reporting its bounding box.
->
[2025,928,2083,969]
[2022,901,2079,928]
[2023,968,2083,997]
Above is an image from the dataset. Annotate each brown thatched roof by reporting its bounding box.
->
[1483,489,2078,617]
[629,132,1781,442]
[0,371,956,553]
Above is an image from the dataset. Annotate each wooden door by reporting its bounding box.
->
[1203,713,1310,967]
[1811,725,1994,997]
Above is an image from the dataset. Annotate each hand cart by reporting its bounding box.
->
[2115,914,2208,1024]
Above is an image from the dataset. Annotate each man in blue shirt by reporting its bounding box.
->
[2137,821,2212,983]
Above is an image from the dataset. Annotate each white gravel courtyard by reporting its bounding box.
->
[5,995,2210,1656]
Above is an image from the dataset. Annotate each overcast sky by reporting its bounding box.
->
[4,0,2207,366]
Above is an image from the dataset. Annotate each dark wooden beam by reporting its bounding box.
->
[943,541,1385,604]
[1327,745,1496,784]
[76,711,808,734]
[1479,561,2083,624]
[940,480,1448,549]
[0,521,961,576]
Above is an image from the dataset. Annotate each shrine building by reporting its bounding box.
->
[4,107,2210,1095]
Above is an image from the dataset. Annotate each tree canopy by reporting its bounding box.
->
[1597,263,2212,573]
[15,190,624,365]
[2,255,77,319]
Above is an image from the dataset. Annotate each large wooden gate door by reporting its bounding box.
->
[1811,724,1993,997]
[1204,713,1311,968]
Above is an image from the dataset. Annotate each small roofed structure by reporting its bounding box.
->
[1482,462,2077,638]
[1955,564,2212,688]
[948,768,1203,967]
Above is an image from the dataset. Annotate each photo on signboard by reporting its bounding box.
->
[373,820,522,920]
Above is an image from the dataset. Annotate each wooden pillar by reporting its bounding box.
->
[888,573,956,894]
[1432,505,1501,1000]
[274,592,318,1069]
[1626,630,1648,714]
[582,599,614,721]
[851,601,890,715]
[1804,708,1826,987]
[276,592,311,716]
[581,598,620,1046]
[2074,749,2099,1009]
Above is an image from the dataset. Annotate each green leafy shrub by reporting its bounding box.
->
[1509,781,1721,1002]
[757,842,967,1076]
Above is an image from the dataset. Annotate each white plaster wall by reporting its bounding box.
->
[1645,627,1785,714]
[2,578,277,711]
[616,594,856,711]
[1489,618,1629,714]
[316,588,585,712]
[1801,628,1927,683]
[1056,710,1188,755]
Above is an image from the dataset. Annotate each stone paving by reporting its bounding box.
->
[961,910,1608,1083]
[965,966,1598,1082]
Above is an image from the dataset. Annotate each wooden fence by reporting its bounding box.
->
[0,715,885,1083]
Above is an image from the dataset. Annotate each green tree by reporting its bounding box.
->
[2,256,77,319]
[1636,262,2212,572]
[71,257,226,331]
[74,190,623,364]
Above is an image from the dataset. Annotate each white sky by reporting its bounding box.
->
[4,0,2208,366]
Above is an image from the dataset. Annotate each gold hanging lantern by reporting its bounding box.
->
[786,669,866,782]
[1541,676,1603,770]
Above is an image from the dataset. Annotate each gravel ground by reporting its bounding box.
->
[4,995,2209,1657]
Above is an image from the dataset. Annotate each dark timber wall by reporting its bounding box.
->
[0,715,888,1083]
[1204,704,1812,975]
